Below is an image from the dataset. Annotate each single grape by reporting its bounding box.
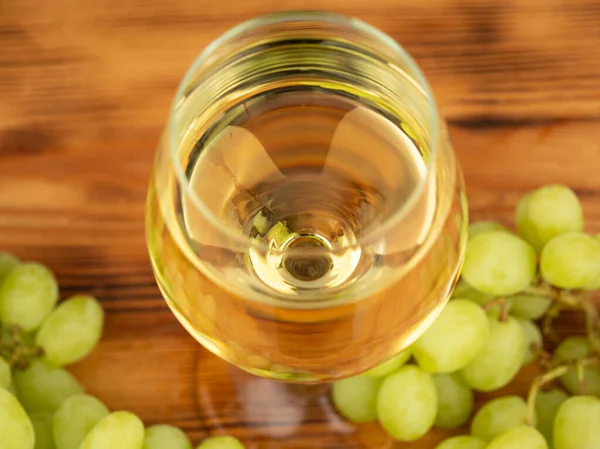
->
[0,263,58,331]
[460,316,526,392]
[413,299,490,373]
[7,380,18,396]
[583,234,600,287]
[486,425,548,449]
[471,395,532,442]
[434,435,486,449]
[469,221,507,240]
[332,375,381,423]
[510,294,552,320]
[583,274,600,291]
[516,184,583,253]
[535,389,568,444]
[79,411,145,449]
[462,231,537,296]
[362,348,411,377]
[516,319,542,364]
[553,395,600,449]
[36,294,104,367]
[0,356,11,389]
[540,232,600,289]
[53,394,110,449]
[196,436,245,449]
[0,252,19,282]
[143,425,192,449]
[377,365,437,441]
[452,281,494,304]
[451,282,514,317]
[0,387,35,449]
[13,360,84,413]
[433,373,474,429]
[554,337,600,396]
[30,412,55,449]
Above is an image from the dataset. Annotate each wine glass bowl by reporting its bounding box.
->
[146,11,467,382]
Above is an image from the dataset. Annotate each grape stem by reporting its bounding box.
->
[581,297,600,355]
[523,282,600,354]
[522,284,580,307]
[542,302,563,342]
[483,297,509,321]
[523,279,600,427]
[0,324,44,369]
[526,356,600,425]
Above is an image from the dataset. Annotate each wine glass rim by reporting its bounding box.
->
[167,10,440,250]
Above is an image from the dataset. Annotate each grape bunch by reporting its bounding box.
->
[332,184,600,449]
[0,257,245,449]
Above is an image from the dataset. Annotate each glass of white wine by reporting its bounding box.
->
[146,11,467,386]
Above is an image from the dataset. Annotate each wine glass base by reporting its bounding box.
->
[194,350,394,448]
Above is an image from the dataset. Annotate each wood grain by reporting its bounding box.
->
[1,0,600,447]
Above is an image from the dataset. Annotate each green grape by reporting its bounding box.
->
[554,337,600,396]
[331,375,381,423]
[452,282,514,318]
[7,380,18,396]
[517,319,542,364]
[516,184,583,253]
[469,221,507,240]
[377,365,437,441]
[413,299,490,373]
[434,435,487,449]
[143,425,192,449]
[13,360,84,413]
[53,394,109,449]
[433,373,474,429]
[0,263,58,331]
[462,231,537,296]
[36,295,104,367]
[0,356,11,389]
[540,232,600,289]
[0,252,19,282]
[80,411,145,449]
[196,436,245,449]
[510,294,552,320]
[30,412,56,449]
[452,281,494,304]
[460,316,526,392]
[583,232,600,287]
[535,389,568,444]
[0,387,35,449]
[553,395,600,449]
[362,348,411,377]
[486,425,548,449]
[471,396,532,442]
[583,274,600,291]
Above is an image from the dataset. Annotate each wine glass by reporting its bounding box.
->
[145,10,467,444]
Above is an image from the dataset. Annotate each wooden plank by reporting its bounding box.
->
[1,0,600,138]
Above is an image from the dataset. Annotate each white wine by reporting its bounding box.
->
[186,89,428,296]
[148,88,464,381]
[146,21,467,381]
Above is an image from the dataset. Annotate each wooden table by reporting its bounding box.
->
[1,0,599,447]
